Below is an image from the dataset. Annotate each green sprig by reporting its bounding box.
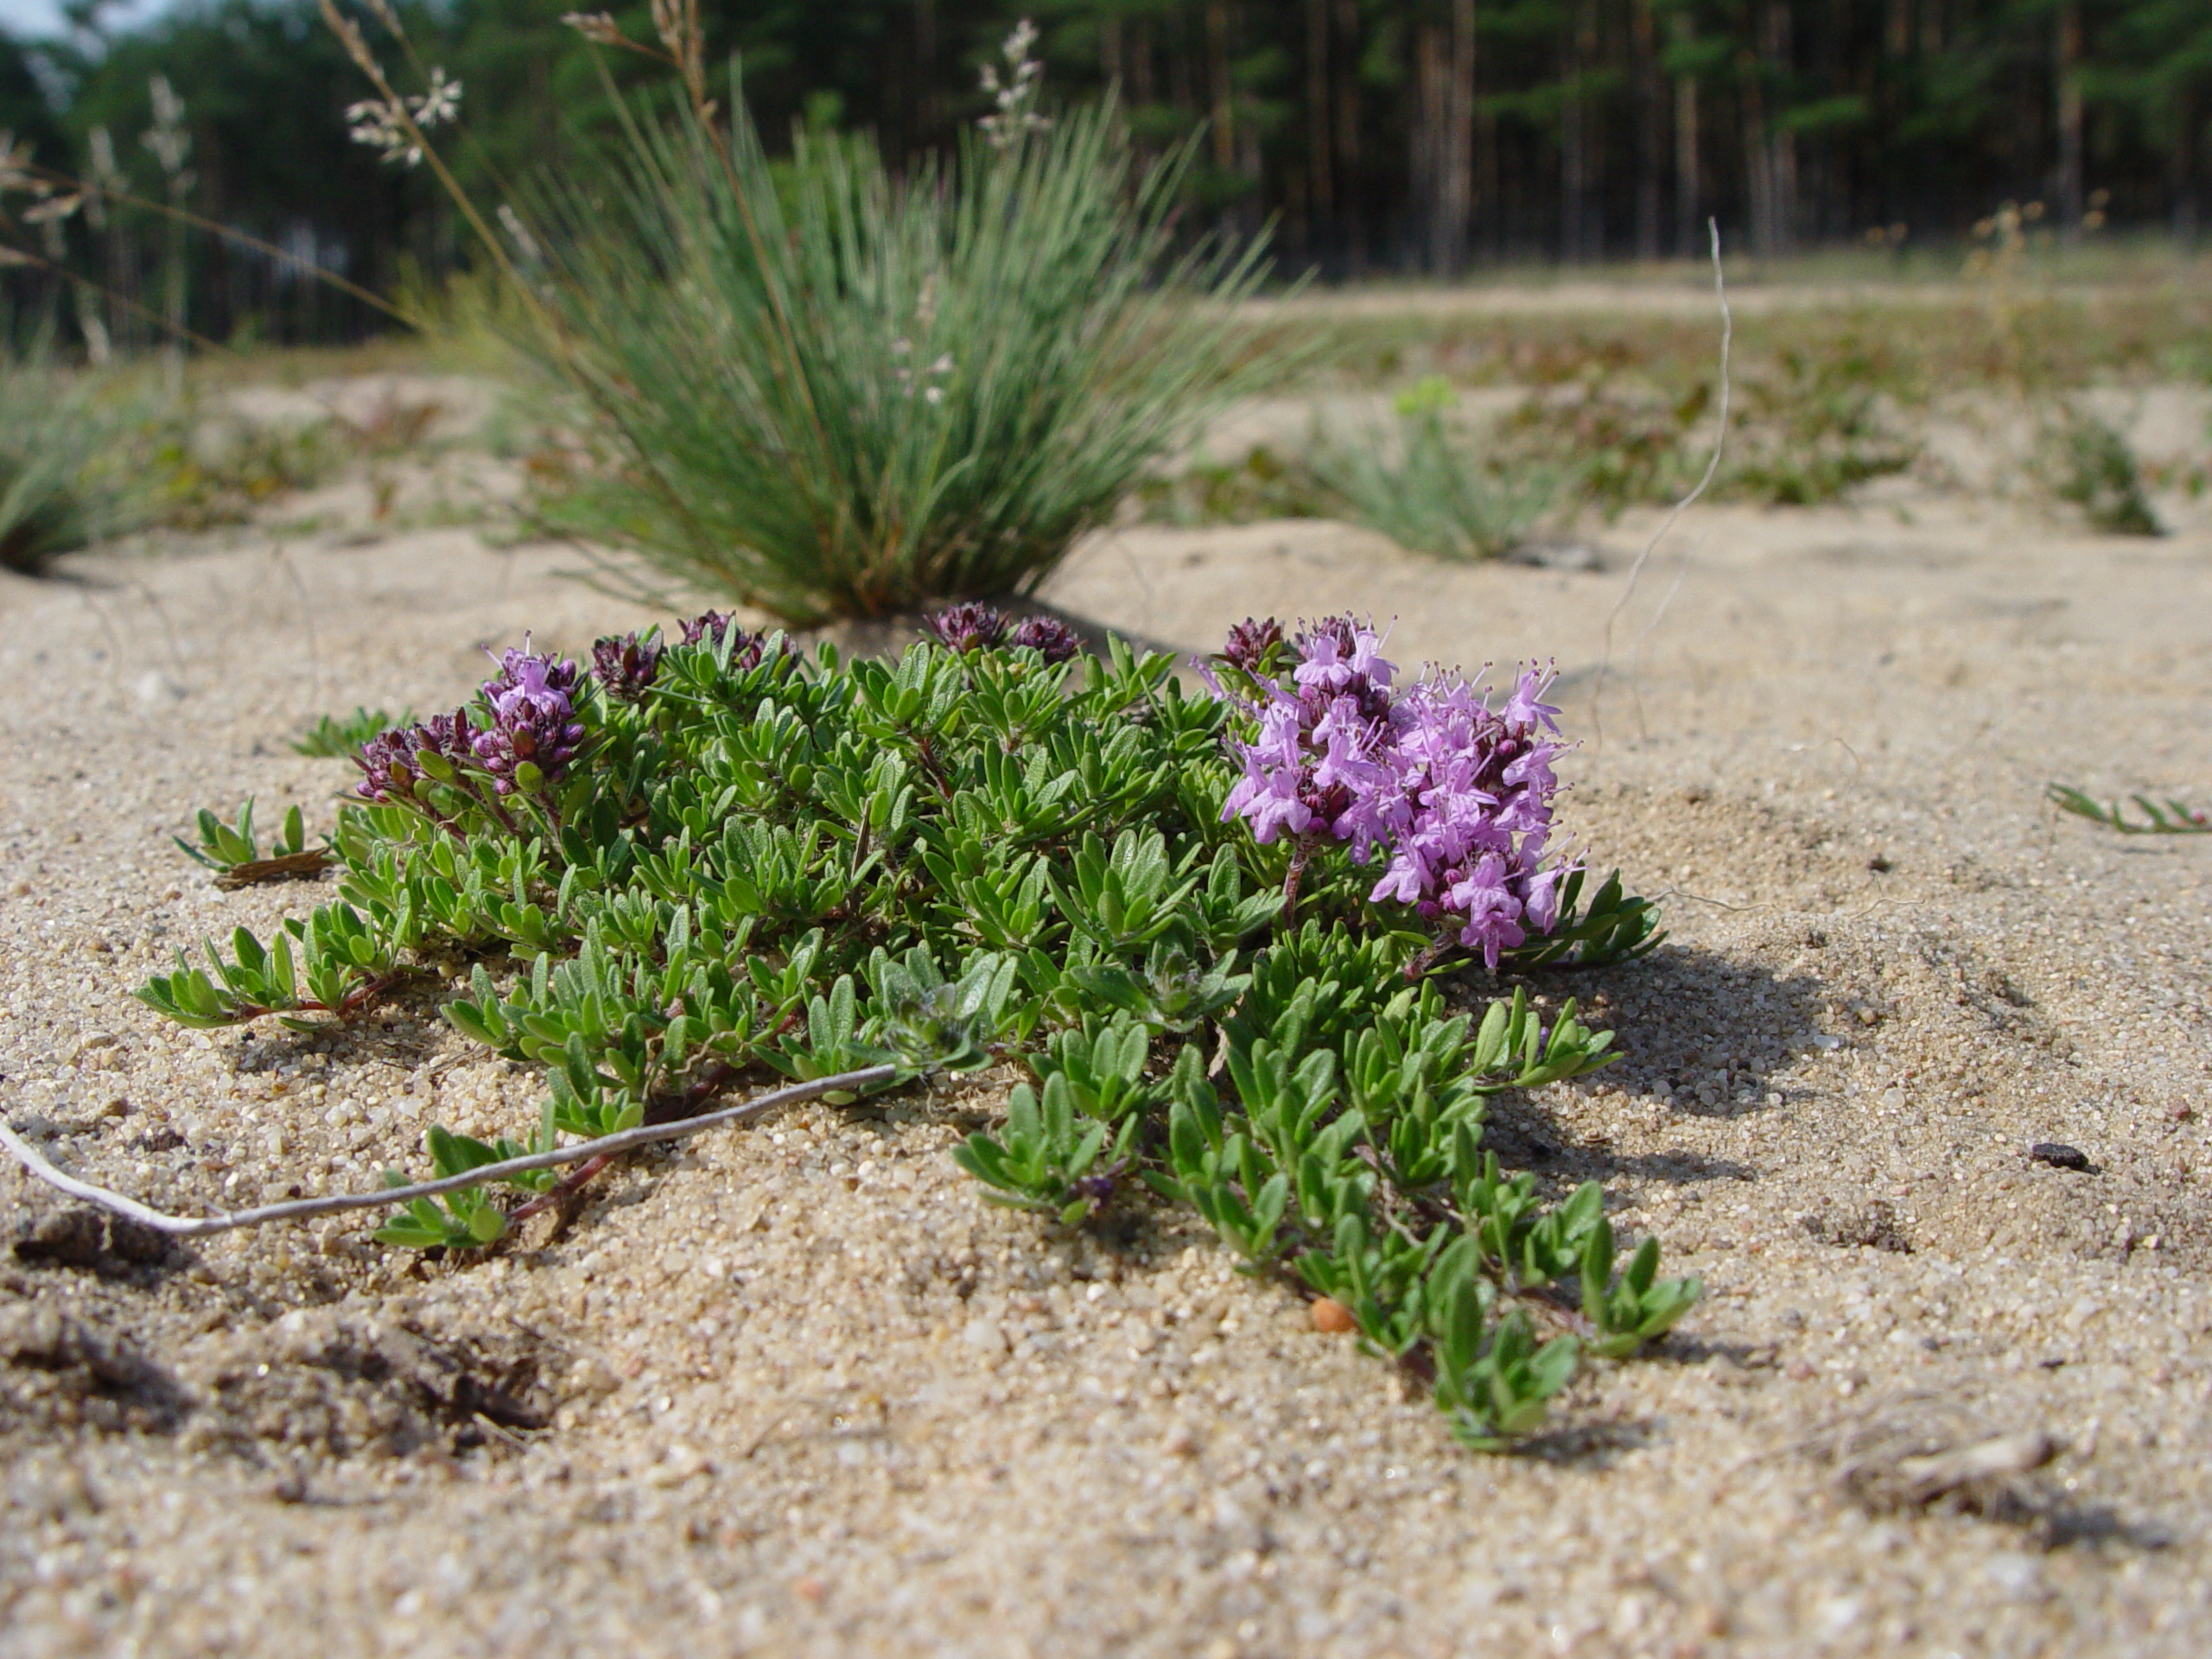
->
[2048,783,2212,836]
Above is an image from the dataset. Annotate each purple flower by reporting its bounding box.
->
[1362,664,1574,967]
[1219,615,1401,854]
[1210,613,1576,967]
[927,602,1009,654]
[1009,615,1082,664]
[484,637,584,709]
[591,632,661,702]
[473,638,587,795]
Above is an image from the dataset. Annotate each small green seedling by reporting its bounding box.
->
[173,798,332,889]
[2049,783,2211,836]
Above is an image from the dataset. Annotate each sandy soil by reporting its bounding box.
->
[1243,270,2205,320]
[3,390,2212,1658]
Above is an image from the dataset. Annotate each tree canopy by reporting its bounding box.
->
[4,1,2209,346]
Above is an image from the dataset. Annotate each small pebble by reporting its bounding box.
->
[2029,1142,2091,1172]
[1310,1298,1357,1334]
[133,671,188,708]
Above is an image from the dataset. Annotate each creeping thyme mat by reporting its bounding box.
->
[48,606,1694,1449]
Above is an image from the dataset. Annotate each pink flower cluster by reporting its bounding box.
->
[1211,615,1572,969]
[471,640,587,795]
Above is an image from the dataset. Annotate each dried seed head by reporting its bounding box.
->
[562,10,626,48]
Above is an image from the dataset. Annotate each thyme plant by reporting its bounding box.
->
[135,609,1689,1448]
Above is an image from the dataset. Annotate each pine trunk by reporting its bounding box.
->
[1561,6,1589,263]
[1632,0,1662,261]
[1416,2,1477,273]
[1673,15,1700,257]
[1207,2,1236,177]
[2174,91,2201,249]
[1306,0,1332,219]
[1742,43,1775,260]
[2056,1,2086,238]
[1760,1,1796,256]
[1333,0,1364,265]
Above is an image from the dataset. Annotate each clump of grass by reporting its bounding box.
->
[2045,406,2162,536]
[292,707,414,757]
[2048,783,2207,834]
[0,358,134,575]
[1310,378,1566,562]
[0,352,375,567]
[334,9,1282,623]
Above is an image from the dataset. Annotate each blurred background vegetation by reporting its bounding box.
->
[2,1,2207,588]
[3,0,2212,351]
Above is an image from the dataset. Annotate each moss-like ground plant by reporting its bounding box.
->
[133,607,1688,1449]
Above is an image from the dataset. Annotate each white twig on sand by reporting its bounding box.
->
[1625,535,1699,742]
[1592,218,1732,747]
[0,1065,897,1238]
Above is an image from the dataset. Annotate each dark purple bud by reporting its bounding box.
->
[679,610,735,647]
[353,709,479,804]
[1221,616,1284,674]
[926,601,1008,654]
[1070,1160,1128,1212]
[1008,615,1082,664]
[591,632,662,702]
[353,727,420,804]
[677,611,777,670]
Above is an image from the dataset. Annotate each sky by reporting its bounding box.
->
[0,0,168,43]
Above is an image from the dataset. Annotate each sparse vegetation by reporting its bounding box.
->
[2045,405,2163,536]
[1310,378,1566,561]
[0,357,135,574]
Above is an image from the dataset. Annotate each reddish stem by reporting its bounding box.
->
[504,1057,749,1223]
[1281,836,1315,923]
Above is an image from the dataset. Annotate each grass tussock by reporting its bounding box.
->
[0,358,142,575]
[1308,378,1566,561]
[514,70,1279,622]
